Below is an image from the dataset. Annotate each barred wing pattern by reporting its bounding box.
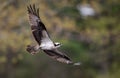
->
[27,4,49,45]
[43,49,73,64]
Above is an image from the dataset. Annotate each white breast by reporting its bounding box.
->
[40,38,55,50]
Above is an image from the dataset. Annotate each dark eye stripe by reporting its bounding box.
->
[54,43,60,46]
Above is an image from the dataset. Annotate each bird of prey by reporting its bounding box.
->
[26,4,80,65]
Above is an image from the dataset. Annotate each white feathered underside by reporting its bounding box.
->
[40,38,54,50]
[40,30,55,50]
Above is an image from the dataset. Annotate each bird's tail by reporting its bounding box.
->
[26,45,39,55]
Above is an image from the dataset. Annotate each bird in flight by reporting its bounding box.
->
[26,4,80,65]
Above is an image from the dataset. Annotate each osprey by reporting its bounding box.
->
[26,4,80,65]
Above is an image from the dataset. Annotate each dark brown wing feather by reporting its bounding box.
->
[27,4,48,45]
[43,49,73,64]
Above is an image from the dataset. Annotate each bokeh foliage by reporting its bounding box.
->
[0,0,120,78]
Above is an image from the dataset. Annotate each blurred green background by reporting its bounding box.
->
[0,0,120,78]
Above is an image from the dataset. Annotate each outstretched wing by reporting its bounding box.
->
[27,4,51,45]
[43,49,73,64]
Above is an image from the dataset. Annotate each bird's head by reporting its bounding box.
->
[54,42,61,48]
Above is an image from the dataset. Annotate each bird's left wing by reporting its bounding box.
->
[43,49,73,64]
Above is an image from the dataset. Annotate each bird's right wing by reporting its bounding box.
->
[27,4,52,45]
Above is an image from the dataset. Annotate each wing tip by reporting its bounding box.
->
[27,4,40,18]
[73,62,81,66]
[68,62,81,66]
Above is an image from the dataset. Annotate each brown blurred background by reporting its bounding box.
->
[0,0,120,78]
